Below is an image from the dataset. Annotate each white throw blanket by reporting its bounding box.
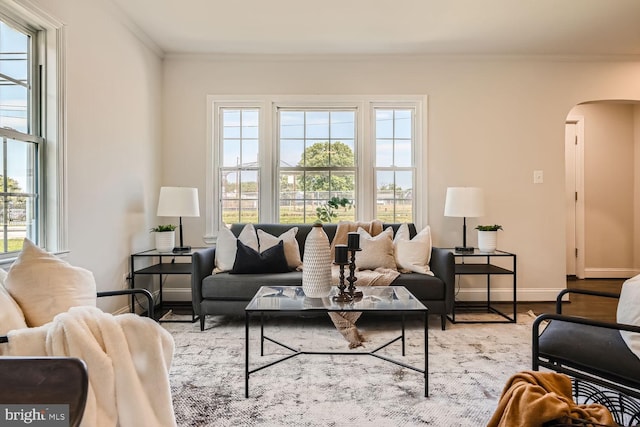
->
[2,306,176,427]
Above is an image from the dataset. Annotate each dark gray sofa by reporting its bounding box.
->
[192,223,455,331]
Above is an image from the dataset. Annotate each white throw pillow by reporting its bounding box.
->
[393,224,434,275]
[355,227,396,271]
[0,268,27,335]
[257,227,302,270]
[617,274,640,360]
[214,224,259,273]
[5,238,97,327]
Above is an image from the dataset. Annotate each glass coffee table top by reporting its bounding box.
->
[245,286,427,312]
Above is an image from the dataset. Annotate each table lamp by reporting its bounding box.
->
[157,186,200,252]
[444,187,484,253]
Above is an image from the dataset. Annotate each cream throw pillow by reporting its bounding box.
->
[617,274,640,360]
[257,227,302,270]
[393,224,434,275]
[5,239,97,327]
[214,224,259,273]
[355,227,396,271]
[0,268,27,335]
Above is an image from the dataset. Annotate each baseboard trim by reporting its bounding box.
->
[162,286,565,303]
[583,268,637,279]
[162,287,193,302]
[456,287,565,302]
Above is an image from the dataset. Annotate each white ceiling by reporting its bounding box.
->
[111,0,640,56]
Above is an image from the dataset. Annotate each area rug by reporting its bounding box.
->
[163,313,534,426]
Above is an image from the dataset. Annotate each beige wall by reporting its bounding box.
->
[163,55,640,301]
[570,103,636,276]
[29,0,164,312]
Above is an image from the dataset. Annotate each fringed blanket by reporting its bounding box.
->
[328,220,399,348]
[487,371,614,427]
[3,306,176,427]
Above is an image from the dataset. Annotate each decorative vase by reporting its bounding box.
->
[477,230,497,252]
[155,231,175,252]
[302,223,332,298]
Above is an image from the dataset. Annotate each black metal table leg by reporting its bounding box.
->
[245,311,250,398]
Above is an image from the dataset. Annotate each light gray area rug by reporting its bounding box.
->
[163,313,533,426]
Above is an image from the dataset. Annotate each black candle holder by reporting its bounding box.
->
[332,261,352,302]
[347,248,363,300]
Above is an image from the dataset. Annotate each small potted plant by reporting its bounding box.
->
[150,224,176,252]
[475,224,502,252]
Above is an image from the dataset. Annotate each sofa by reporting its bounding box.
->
[191,223,455,331]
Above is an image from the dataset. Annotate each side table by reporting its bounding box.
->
[446,249,517,324]
[130,249,202,323]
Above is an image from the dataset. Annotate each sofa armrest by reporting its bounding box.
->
[430,247,455,312]
[191,247,216,315]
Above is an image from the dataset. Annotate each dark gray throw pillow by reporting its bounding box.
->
[231,239,290,274]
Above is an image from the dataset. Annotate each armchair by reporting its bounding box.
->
[0,357,88,427]
[532,288,640,424]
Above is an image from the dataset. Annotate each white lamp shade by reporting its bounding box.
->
[444,187,485,218]
[157,187,200,217]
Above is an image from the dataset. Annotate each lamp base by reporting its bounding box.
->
[173,246,191,253]
[454,246,475,254]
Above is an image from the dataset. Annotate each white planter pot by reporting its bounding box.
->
[477,230,498,253]
[155,231,175,252]
[302,224,332,298]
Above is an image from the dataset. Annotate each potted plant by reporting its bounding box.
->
[475,224,502,252]
[150,224,176,252]
[315,197,352,223]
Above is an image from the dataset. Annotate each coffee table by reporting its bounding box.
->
[244,285,429,397]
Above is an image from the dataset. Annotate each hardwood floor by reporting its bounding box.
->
[499,277,625,323]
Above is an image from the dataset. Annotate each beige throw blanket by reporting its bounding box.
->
[3,306,176,427]
[329,220,399,348]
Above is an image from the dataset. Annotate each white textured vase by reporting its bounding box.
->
[302,223,332,298]
[477,230,497,253]
[155,231,175,252]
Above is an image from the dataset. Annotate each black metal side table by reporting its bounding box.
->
[130,249,201,323]
[446,249,517,324]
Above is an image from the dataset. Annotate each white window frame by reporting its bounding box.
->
[205,95,427,244]
[0,2,67,261]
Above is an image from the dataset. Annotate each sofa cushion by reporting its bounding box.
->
[394,224,433,275]
[215,224,259,273]
[355,226,396,271]
[257,227,302,270]
[202,271,304,299]
[231,240,289,274]
[0,268,27,335]
[5,238,97,327]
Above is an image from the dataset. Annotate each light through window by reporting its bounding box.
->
[0,20,40,254]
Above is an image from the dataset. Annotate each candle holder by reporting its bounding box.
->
[332,261,352,302]
[347,248,363,300]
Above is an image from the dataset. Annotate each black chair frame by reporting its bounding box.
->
[532,288,640,425]
[0,288,154,344]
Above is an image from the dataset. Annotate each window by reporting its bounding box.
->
[207,96,425,242]
[278,109,356,223]
[219,108,260,224]
[0,3,66,259]
[374,108,414,223]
